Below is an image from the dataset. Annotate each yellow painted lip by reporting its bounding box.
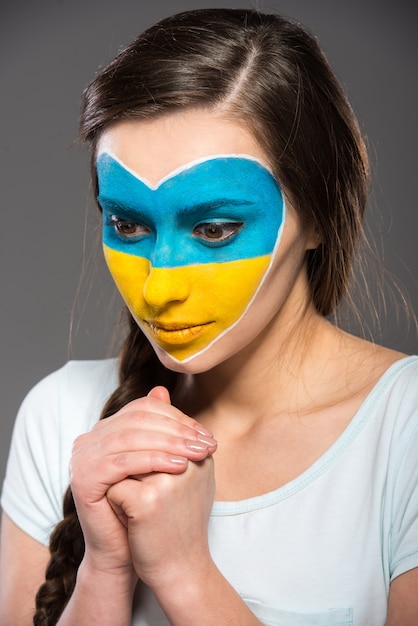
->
[145,321,215,345]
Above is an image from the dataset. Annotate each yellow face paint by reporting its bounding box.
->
[98,153,285,364]
[104,245,271,361]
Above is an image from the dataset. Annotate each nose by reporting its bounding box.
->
[143,266,191,310]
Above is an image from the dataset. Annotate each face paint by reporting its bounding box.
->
[97,151,285,363]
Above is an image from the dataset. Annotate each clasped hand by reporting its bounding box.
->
[70,386,217,590]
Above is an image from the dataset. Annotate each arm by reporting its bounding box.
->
[0,512,133,626]
[103,387,262,625]
[386,568,418,626]
[107,458,263,626]
[0,513,50,626]
[156,560,264,626]
[56,388,217,625]
[56,560,136,626]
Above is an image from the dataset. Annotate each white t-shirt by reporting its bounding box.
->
[2,356,418,626]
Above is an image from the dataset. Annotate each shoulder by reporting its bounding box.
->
[24,357,119,402]
[27,358,119,397]
[16,358,119,440]
[1,359,119,544]
[360,355,418,448]
[377,358,418,583]
[375,355,418,416]
[334,329,417,420]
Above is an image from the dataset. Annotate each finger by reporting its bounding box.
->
[71,451,189,503]
[107,478,140,525]
[102,429,217,460]
[148,386,171,404]
[107,396,213,437]
[75,419,217,461]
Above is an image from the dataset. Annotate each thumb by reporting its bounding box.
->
[147,385,171,404]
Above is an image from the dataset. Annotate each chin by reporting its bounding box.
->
[151,329,253,375]
[153,345,220,375]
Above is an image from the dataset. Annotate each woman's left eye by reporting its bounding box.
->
[193,222,244,243]
[110,215,149,238]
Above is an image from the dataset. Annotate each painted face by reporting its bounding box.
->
[97,150,285,364]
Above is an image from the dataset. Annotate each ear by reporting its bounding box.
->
[305,227,322,251]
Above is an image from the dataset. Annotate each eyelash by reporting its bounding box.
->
[108,215,244,244]
[109,216,149,238]
[192,222,244,243]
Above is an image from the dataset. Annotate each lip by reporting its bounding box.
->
[144,320,214,345]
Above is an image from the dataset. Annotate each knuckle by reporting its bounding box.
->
[72,432,87,454]
[138,396,154,411]
[141,483,164,510]
[132,410,149,428]
[118,406,149,427]
[165,434,182,450]
[126,396,153,413]
[112,452,130,469]
[115,428,135,449]
[148,450,173,473]
[69,459,84,491]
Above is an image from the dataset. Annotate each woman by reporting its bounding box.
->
[1,8,417,626]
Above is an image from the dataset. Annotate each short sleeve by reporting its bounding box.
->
[388,367,418,580]
[1,366,70,544]
[1,359,118,546]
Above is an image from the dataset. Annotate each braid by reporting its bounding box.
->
[33,311,180,624]
[33,490,83,625]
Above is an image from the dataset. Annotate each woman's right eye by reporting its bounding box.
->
[110,215,150,238]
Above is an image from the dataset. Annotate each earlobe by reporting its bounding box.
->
[305,228,322,251]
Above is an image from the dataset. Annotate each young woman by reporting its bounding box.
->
[1,8,417,626]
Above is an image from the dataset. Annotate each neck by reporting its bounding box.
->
[176,302,332,434]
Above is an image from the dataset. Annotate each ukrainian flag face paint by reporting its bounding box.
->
[98,151,285,364]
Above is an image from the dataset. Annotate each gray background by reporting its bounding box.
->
[1,0,417,491]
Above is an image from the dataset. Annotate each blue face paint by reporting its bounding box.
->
[98,152,284,267]
[97,151,286,362]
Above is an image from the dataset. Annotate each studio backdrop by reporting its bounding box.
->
[1,0,417,489]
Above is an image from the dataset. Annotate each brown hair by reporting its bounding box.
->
[34,8,369,624]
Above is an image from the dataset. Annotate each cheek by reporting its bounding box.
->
[104,244,271,361]
[103,244,150,309]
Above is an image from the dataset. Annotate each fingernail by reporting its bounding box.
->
[170,457,188,465]
[195,425,213,437]
[186,440,208,452]
[197,434,217,446]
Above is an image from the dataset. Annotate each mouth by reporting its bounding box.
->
[144,321,215,345]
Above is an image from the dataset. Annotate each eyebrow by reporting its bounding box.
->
[175,198,254,216]
[98,195,254,217]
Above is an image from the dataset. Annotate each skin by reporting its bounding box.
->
[0,109,416,625]
[97,113,315,375]
[97,152,285,364]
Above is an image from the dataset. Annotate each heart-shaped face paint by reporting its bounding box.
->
[97,151,285,363]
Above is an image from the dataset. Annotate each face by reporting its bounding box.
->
[97,112,312,372]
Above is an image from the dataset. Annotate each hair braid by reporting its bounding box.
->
[33,311,180,624]
[33,489,83,625]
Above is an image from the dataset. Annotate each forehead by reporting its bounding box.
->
[96,111,271,186]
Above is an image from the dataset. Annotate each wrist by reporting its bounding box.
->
[78,556,137,597]
[56,560,137,625]
[138,543,214,592]
[149,560,262,626]
[150,556,217,610]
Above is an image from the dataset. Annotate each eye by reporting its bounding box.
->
[193,221,244,243]
[110,215,150,239]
